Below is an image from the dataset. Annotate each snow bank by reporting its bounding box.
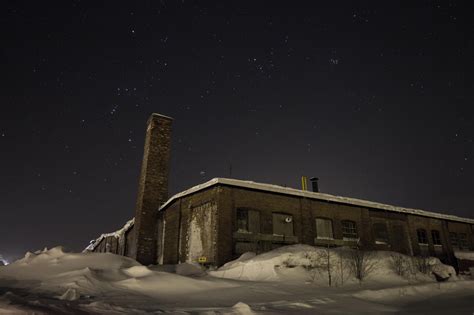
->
[0,247,234,300]
[454,251,474,261]
[210,244,317,281]
[229,302,257,315]
[210,245,457,285]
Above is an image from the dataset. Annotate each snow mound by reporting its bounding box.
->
[115,270,233,298]
[454,251,474,261]
[229,302,257,314]
[0,246,235,299]
[210,244,320,281]
[122,265,154,278]
[210,245,458,284]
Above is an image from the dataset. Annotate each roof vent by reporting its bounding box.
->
[310,177,319,192]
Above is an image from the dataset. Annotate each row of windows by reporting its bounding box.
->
[237,209,294,236]
[316,218,358,240]
[416,229,470,249]
[450,232,469,249]
[237,209,471,249]
[237,210,360,240]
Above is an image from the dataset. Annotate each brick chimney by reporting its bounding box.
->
[134,113,172,265]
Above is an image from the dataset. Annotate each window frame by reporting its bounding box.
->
[236,208,260,234]
[236,208,249,233]
[315,217,334,240]
[449,232,458,248]
[373,222,389,244]
[341,220,358,240]
[431,230,442,246]
[417,228,429,245]
[459,233,469,250]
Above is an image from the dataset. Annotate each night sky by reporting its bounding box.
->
[1,1,472,261]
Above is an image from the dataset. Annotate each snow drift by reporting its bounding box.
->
[209,244,457,285]
[0,246,234,301]
[0,245,472,314]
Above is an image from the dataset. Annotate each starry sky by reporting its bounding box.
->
[1,1,472,261]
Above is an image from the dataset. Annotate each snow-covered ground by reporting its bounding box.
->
[0,245,473,314]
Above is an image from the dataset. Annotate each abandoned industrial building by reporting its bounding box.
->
[88,113,474,272]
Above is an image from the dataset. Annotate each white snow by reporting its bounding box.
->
[159,178,474,224]
[0,246,234,301]
[209,245,457,284]
[0,255,8,266]
[58,288,80,301]
[454,251,474,261]
[0,245,473,314]
[85,218,134,252]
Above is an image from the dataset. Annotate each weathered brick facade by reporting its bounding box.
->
[90,113,474,273]
[152,182,474,270]
[133,113,172,265]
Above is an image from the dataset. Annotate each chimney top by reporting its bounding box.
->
[150,113,174,121]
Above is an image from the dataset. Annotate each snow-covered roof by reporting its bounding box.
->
[159,178,474,225]
[84,218,135,252]
[151,113,173,120]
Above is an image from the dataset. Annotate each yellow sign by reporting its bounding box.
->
[198,256,207,263]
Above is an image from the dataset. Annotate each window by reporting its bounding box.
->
[431,230,442,246]
[236,209,260,234]
[417,229,428,245]
[449,232,458,248]
[315,218,333,239]
[272,213,294,236]
[373,223,389,244]
[459,233,469,249]
[341,220,358,239]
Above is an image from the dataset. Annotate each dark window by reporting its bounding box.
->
[272,213,294,236]
[315,218,333,239]
[431,230,442,246]
[236,209,248,232]
[236,209,260,234]
[449,232,458,248]
[373,223,389,244]
[341,220,358,239]
[459,233,469,249]
[417,229,428,244]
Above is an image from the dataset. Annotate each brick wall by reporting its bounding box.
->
[158,183,473,269]
[133,114,172,265]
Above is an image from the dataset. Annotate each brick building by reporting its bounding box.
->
[88,113,474,271]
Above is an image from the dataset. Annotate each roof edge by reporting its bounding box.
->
[159,178,474,225]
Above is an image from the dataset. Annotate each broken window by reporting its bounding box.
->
[417,229,428,245]
[236,208,260,234]
[315,218,333,239]
[272,213,294,236]
[373,223,389,244]
[449,232,458,248]
[431,230,442,246]
[459,233,468,250]
[341,220,358,239]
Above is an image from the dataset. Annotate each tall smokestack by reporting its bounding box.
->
[310,177,319,192]
[134,113,172,265]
